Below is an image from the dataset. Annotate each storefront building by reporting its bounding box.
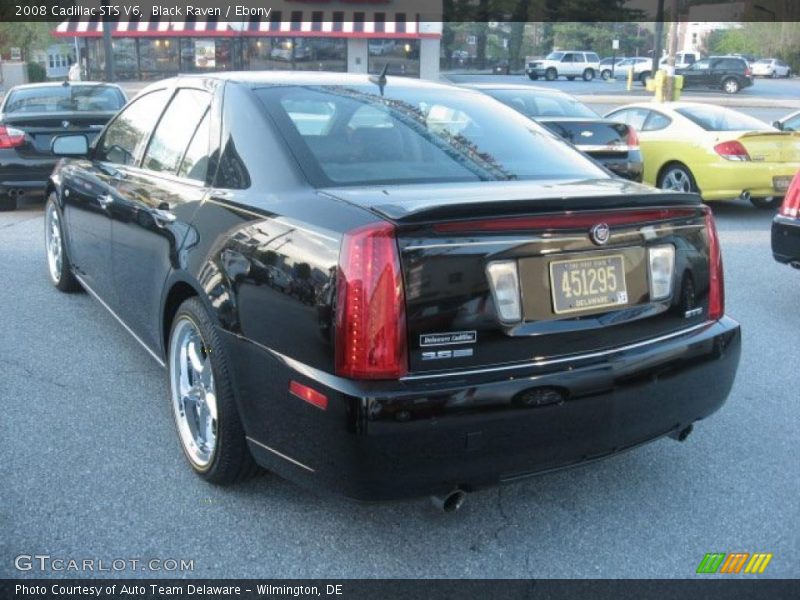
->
[53,12,442,81]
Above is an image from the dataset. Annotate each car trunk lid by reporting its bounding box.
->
[0,112,113,154]
[539,120,632,157]
[323,180,714,375]
[733,130,800,163]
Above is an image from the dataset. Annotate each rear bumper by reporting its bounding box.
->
[696,161,798,201]
[226,318,741,501]
[0,153,57,196]
[772,215,800,264]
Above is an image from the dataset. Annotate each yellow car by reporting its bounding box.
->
[605,102,800,209]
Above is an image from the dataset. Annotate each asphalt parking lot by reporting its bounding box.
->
[1,119,798,580]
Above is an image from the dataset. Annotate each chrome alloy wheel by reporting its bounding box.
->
[169,318,218,468]
[45,202,63,283]
[661,168,693,192]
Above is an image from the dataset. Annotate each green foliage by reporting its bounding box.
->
[0,22,57,61]
[27,61,46,82]
[552,23,652,57]
[706,23,800,71]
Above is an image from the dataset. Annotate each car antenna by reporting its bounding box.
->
[369,63,390,96]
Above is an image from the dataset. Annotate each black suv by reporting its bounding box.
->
[676,56,753,94]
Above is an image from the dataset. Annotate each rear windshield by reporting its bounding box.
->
[483,89,598,119]
[676,105,773,132]
[255,84,607,187]
[3,85,125,114]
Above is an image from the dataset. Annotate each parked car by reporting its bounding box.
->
[465,83,643,181]
[615,57,654,84]
[599,57,626,80]
[0,81,126,211]
[526,51,601,81]
[44,73,740,506]
[752,58,792,78]
[774,109,800,132]
[675,56,754,94]
[659,51,700,70]
[606,102,800,209]
[772,171,800,268]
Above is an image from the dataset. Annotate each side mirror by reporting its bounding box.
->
[772,121,784,131]
[51,134,89,157]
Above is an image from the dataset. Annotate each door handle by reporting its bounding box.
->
[150,207,176,227]
[97,194,113,208]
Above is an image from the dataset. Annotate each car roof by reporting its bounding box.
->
[6,81,124,92]
[148,71,458,91]
[608,101,742,115]
[460,82,568,95]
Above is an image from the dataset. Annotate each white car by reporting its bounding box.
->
[614,57,654,84]
[659,51,700,70]
[752,58,792,78]
[526,51,601,82]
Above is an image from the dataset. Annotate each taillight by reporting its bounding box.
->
[704,207,724,320]
[0,125,25,149]
[714,140,750,161]
[745,67,752,77]
[779,171,800,217]
[335,222,407,379]
[626,126,640,150]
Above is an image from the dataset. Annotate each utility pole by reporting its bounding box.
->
[663,0,680,101]
[102,16,114,82]
[652,0,665,75]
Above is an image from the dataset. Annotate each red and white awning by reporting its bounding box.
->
[54,14,438,39]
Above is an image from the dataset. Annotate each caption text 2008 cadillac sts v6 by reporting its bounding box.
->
[43,73,741,507]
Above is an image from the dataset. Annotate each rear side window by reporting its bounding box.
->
[257,85,607,187]
[177,111,212,182]
[142,89,211,174]
[715,59,745,70]
[96,90,169,166]
[3,84,125,114]
[586,53,600,63]
[676,106,772,132]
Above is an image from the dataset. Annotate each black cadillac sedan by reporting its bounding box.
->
[772,171,800,269]
[0,82,126,211]
[45,73,740,508]
[464,83,644,182]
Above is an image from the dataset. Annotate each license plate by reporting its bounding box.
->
[774,176,793,193]
[549,255,628,315]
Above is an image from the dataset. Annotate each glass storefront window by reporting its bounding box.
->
[111,38,137,80]
[245,37,346,72]
[138,38,179,80]
[368,39,420,78]
[180,38,234,73]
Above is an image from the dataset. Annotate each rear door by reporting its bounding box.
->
[62,89,169,299]
[108,83,219,353]
[561,53,577,76]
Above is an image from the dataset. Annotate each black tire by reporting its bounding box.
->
[566,76,576,81]
[0,194,17,211]
[771,70,779,79]
[545,68,557,81]
[750,196,780,210]
[658,163,698,194]
[167,297,259,485]
[582,68,595,81]
[639,71,651,85]
[787,70,792,79]
[601,69,611,80]
[527,73,538,81]
[722,77,740,94]
[44,193,81,293]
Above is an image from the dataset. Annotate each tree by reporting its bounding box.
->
[0,22,57,61]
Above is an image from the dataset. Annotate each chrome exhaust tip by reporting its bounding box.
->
[431,489,467,513]
[739,191,751,202]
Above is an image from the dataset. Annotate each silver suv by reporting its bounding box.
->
[527,51,602,82]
